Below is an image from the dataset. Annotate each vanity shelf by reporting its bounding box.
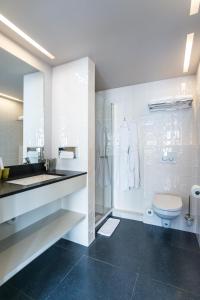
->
[0,209,85,285]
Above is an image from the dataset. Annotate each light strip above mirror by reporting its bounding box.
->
[0,14,55,60]
[190,0,200,15]
[183,33,194,73]
[0,93,23,103]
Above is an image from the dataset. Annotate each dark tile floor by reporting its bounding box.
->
[0,218,200,300]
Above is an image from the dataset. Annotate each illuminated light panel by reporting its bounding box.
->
[0,93,23,102]
[183,33,194,73]
[0,14,55,59]
[190,0,200,15]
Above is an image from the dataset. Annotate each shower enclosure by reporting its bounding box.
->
[95,97,113,224]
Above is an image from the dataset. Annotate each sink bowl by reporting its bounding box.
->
[8,174,61,186]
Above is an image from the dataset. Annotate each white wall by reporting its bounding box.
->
[52,57,95,246]
[23,72,44,159]
[96,75,198,232]
[196,63,200,243]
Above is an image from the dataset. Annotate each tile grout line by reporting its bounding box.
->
[86,254,142,275]
[151,277,200,298]
[6,282,35,300]
[85,254,128,270]
[20,290,35,300]
[130,273,139,300]
[45,254,85,300]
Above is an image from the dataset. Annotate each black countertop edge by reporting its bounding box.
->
[0,170,87,199]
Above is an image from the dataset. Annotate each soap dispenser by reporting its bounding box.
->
[0,157,4,180]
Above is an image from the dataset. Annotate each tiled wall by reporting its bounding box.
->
[52,57,95,246]
[196,63,200,242]
[96,75,198,232]
[0,97,23,165]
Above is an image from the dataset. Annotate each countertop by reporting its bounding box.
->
[0,170,87,199]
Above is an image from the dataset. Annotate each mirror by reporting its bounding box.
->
[0,48,44,166]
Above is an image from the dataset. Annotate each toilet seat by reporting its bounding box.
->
[153,194,182,212]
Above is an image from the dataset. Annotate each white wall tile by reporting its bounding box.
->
[52,57,95,246]
[96,75,198,232]
[196,63,200,242]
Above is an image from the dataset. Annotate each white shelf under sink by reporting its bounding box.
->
[0,209,85,285]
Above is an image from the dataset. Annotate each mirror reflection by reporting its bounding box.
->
[0,49,44,166]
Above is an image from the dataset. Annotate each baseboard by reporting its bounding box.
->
[112,209,143,222]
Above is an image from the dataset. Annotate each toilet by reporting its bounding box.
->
[153,193,182,228]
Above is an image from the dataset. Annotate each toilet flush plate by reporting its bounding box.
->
[161,151,177,164]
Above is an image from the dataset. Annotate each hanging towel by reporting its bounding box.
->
[119,120,140,191]
[129,121,140,189]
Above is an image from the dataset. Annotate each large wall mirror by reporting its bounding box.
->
[0,48,44,166]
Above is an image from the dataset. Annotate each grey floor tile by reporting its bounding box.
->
[88,235,142,273]
[143,224,200,253]
[48,255,137,300]
[132,275,199,300]
[0,283,31,300]
[1,218,199,300]
[8,245,84,300]
[88,219,146,273]
[55,239,87,255]
[140,242,200,296]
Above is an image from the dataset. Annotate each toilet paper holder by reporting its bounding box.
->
[191,185,200,198]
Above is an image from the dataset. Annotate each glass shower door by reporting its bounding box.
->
[95,98,113,224]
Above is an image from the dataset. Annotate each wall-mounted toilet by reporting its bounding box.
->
[153,193,182,228]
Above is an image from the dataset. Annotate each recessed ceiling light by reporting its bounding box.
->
[0,92,23,102]
[190,0,200,15]
[0,14,55,60]
[183,33,194,73]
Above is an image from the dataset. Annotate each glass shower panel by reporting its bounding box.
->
[95,98,113,224]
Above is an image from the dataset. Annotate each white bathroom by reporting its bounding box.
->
[0,1,200,300]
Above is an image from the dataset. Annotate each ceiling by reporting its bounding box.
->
[0,49,36,98]
[0,0,200,91]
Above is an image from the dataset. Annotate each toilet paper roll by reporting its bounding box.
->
[191,185,200,198]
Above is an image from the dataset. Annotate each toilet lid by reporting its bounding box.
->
[153,194,182,211]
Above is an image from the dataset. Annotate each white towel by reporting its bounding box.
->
[59,151,74,159]
[118,120,140,191]
[129,121,140,189]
